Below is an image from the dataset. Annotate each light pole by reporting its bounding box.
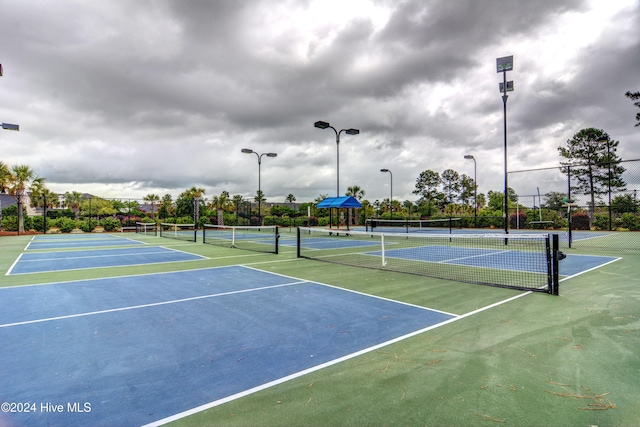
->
[464,155,477,228]
[241,148,277,224]
[380,168,392,220]
[314,121,360,197]
[497,55,514,235]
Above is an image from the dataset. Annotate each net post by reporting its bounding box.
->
[296,227,301,258]
[567,165,573,248]
[202,224,206,244]
[551,233,559,295]
[275,226,279,255]
[193,224,197,242]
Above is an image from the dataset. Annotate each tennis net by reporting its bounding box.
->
[297,227,559,294]
[203,224,279,254]
[159,223,197,242]
[135,222,157,236]
[366,217,462,233]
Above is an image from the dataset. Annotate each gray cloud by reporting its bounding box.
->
[0,0,638,204]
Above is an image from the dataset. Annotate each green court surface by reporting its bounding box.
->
[1,230,639,427]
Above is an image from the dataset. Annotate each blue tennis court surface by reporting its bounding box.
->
[0,266,456,427]
[26,233,144,250]
[7,246,207,275]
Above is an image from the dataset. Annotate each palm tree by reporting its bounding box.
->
[346,185,365,225]
[0,161,11,193]
[217,190,230,225]
[143,194,160,220]
[30,188,59,232]
[64,191,83,219]
[254,190,267,224]
[6,164,45,233]
[30,187,59,210]
[208,191,230,225]
[233,194,245,225]
[159,194,173,220]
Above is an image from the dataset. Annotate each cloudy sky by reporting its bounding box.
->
[1,0,638,205]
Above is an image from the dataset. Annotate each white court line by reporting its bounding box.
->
[5,253,24,276]
[559,256,622,282]
[437,249,510,264]
[0,281,305,329]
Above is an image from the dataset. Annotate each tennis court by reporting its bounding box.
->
[0,230,638,427]
[7,246,207,275]
[25,233,144,250]
[0,265,455,427]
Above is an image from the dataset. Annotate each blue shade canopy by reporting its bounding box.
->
[316,196,362,208]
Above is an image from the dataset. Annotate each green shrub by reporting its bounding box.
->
[509,212,527,229]
[593,213,610,230]
[176,216,194,225]
[99,217,121,232]
[571,212,590,230]
[620,213,640,231]
[262,215,276,226]
[1,216,18,231]
[58,217,77,233]
[31,216,50,233]
[78,219,97,233]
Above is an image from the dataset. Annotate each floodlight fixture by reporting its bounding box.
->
[314,120,361,198]
[2,123,19,131]
[496,56,513,73]
[241,148,277,224]
[499,81,514,92]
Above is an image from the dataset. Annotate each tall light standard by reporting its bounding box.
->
[380,168,392,220]
[314,121,360,197]
[464,155,477,228]
[241,148,277,224]
[497,55,514,235]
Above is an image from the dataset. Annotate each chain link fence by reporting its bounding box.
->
[509,159,639,252]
